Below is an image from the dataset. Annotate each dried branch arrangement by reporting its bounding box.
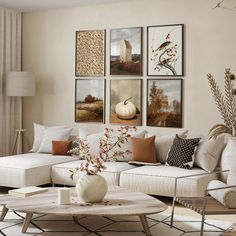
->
[69,126,137,179]
[207,68,236,139]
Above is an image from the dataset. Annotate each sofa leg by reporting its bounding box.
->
[52,183,55,187]
[0,206,8,221]
[170,196,176,227]
[200,214,205,236]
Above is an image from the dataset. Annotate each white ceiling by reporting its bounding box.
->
[0,0,130,12]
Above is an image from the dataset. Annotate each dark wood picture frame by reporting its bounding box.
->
[146,79,183,128]
[75,30,106,77]
[110,27,143,76]
[75,79,106,123]
[110,79,142,125]
[147,24,184,77]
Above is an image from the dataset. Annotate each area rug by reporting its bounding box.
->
[0,208,234,236]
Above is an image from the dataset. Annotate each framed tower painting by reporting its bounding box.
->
[110,27,142,76]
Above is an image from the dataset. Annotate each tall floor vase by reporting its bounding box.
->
[221,137,236,183]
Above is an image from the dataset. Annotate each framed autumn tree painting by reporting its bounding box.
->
[147,24,184,76]
[147,79,182,128]
[75,79,105,123]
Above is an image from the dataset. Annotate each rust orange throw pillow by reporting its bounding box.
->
[131,136,157,163]
[52,140,72,155]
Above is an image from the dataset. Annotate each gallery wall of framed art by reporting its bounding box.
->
[74,24,185,128]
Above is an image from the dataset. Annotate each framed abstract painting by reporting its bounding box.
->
[75,30,105,77]
[147,24,184,76]
[147,79,183,128]
[75,79,105,123]
[110,27,142,76]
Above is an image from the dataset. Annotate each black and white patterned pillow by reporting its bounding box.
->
[166,135,201,169]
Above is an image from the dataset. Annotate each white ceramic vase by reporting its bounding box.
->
[76,174,108,203]
[221,137,236,182]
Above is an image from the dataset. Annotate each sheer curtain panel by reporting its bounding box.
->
[0,7,21,156]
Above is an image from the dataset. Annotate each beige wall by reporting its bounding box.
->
[22,0,236,145]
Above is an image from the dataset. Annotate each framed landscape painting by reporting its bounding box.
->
[147,24,184,76]
[75,79,105,123]
[147,79,182,128]
[110,79,142,125]
[110,27,142,76]
[75,30,105,77]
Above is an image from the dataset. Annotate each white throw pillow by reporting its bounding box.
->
[37,128,72,153]
[208,180,236,208]
[194,134,226,172]
[30,123,65,152]
[147,131,188,163]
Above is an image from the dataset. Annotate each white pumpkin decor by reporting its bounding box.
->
[115,97,136,120]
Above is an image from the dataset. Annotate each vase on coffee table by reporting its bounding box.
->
[76,174,108,203]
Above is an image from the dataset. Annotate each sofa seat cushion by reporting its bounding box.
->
[0,153,78,188]
[51,161,136,186]
[120,165,218,197]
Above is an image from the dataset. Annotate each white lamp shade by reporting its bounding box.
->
[6,71,36,96]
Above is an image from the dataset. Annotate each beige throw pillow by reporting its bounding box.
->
[194,134,226,172]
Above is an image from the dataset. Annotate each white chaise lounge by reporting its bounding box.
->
[0,153,78,188]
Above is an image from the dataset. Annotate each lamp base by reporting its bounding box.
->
[11,129,26,155]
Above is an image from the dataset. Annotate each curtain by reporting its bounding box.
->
[0,7,21,156]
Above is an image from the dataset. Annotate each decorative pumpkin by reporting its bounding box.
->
[115,97,136,120]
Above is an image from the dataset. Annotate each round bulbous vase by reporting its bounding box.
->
[76,174,108,203]
[221,137,236,182]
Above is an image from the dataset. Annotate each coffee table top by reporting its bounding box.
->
[5,186,167,216]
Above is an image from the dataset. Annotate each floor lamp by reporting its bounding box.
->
[6,72,36,155]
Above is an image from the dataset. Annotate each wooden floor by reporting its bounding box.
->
[158,196,236,236]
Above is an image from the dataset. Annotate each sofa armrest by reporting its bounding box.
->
[206,185,236,193]
[173,169,229,197]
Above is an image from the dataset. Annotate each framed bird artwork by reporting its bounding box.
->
[147,24,184,77]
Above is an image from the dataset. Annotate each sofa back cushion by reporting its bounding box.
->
[147,130,188,164]
[37,128,72,153]
[30,123,65,152]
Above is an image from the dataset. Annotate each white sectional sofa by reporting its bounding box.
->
[0,152,219,197]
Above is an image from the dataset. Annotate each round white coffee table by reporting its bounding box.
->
[5,186,167,235]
